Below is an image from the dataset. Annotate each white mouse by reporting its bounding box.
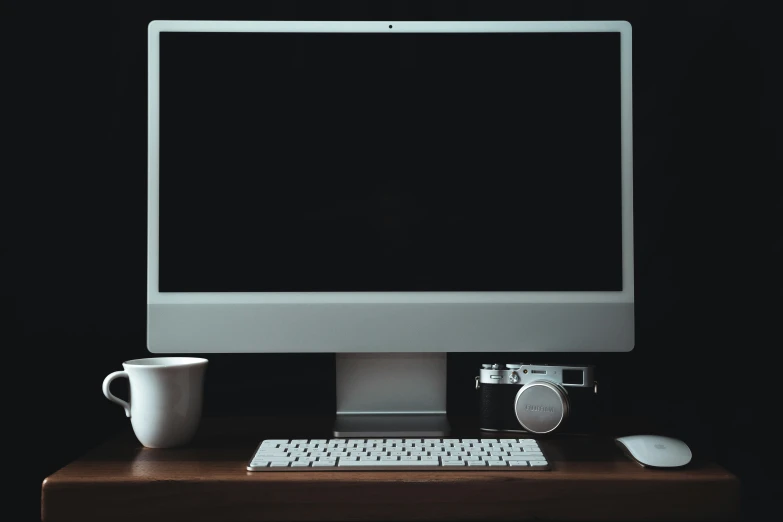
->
[615,435,692,468]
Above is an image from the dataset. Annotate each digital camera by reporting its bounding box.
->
[477,363,598,434]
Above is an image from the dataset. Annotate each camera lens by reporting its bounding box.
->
[513,381,570,434]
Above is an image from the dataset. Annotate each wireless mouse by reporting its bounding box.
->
[615,435,692,468]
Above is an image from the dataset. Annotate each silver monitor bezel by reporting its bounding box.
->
[147,20,634,353]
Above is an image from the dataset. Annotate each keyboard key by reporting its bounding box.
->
[443,460,466,466]
[270,462,290,467]
[467,461,487,466]
[291,461,311,467]
[262,439,289,445]
[488,461,508,466]
[507,461,529,466]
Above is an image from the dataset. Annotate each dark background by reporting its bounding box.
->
[10,1,780,521]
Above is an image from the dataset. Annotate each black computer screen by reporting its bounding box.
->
[158,32,622,292]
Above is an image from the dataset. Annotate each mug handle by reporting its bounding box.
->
[103,371,131,417]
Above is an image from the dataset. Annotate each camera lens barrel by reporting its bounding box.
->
[513,380,570,434]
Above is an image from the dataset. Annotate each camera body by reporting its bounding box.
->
[477,363,598,434]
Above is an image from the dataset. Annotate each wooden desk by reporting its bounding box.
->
[41,416,739,522]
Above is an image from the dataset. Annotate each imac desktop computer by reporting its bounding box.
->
[147,21,634,437]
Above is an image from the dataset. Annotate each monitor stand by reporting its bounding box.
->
[334,353,450,437]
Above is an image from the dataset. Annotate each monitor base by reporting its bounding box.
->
[334,353,449,437]
[333,414,450,438]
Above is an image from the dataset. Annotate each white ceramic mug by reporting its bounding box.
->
[102,357,208,448]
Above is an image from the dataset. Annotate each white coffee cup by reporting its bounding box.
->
[102,357,208,448]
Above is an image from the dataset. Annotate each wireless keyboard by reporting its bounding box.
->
[247,438,550,471]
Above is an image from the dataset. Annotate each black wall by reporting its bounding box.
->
[12,1,780,520]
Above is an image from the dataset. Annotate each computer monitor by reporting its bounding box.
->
[147,20,634,436]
